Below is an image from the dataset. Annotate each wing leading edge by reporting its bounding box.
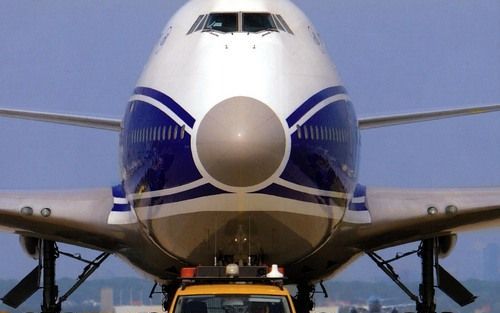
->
[0,108,121,131]
[358,103,500,129]
[347,186,500,251]
[0,187,138,252]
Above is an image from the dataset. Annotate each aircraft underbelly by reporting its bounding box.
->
[134,194,343,265]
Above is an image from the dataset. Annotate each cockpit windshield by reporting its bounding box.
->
[242,13,276,32]
[204,13,238,33]
[188,12,293,35]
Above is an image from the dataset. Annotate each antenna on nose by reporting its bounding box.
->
[248,215,251,266]
[213,216,218,266]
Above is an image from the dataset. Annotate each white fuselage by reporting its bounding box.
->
[119,0,360,273]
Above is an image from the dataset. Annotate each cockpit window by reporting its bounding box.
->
[275,15,293,34]
[187,15,204,34]
[271,15,285,32]
[204,13,238,33]
[195,15,209,32]
[242,13,276,32]
[187,12,293,35]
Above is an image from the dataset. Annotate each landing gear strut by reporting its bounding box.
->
[367,237,476,313]
[162,283,179,311]
[40,240,111,313]
[293,283,315,313]
[148,281,180,312]
[417,238,436,313]
[1,240,110,313]
[41,240,60,313]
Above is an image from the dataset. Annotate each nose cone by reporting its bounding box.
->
[196,97,286,187]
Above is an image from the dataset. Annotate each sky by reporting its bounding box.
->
[0,0,499,291]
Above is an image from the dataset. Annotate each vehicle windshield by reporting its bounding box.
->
[174,295,291,313]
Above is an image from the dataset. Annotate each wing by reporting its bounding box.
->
[348,185,500,251]
[358,103,500,129]
[0,108,121,131]
[0,186,137,251]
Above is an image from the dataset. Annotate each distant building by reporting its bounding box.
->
[482,243,499,281]
[114,305,163,313]
[474,304,492,313]
[312,305,340,313]
[101,288,114,313]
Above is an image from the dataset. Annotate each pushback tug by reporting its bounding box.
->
[164,264,296,313]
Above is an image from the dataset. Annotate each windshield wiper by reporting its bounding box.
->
[261,27,279,36]
[201,28,221,36]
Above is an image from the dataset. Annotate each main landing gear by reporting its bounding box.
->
[148,282,180,312]
[293,283,315,313]
[1,239,110,313]
[293,281,328,313]
[367,237,476,313]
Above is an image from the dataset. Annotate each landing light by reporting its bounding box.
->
[20,206,33,216]
[226,264,239,277]
[40,208,52,217]
[427,206,438,215]
[179,264,285,281]
[445,205,458,215]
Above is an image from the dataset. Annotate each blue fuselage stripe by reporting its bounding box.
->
[286,86,347,128]
[112,184,131,212]
[112,185,126,198]
[134,87,196,128]
[348,184,367,211]
[134,184,227,208]
[256,184,347,206]
[112,203,132,212]
[122,87,357,211]
[133,184,345,209]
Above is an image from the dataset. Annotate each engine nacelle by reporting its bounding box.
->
[19,235,40,259]
[437,234,457,259]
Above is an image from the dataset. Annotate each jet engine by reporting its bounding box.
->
[437,234,457,258]
[19,235,40,259]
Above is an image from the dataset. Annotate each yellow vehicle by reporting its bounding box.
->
[167,265,295,313]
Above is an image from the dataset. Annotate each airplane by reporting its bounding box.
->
[1,0,499,313]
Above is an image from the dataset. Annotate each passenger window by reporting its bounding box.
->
[173,125,179,140]
[242,13,276,32]
[180,125,186,140]
[204,13,238,33]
